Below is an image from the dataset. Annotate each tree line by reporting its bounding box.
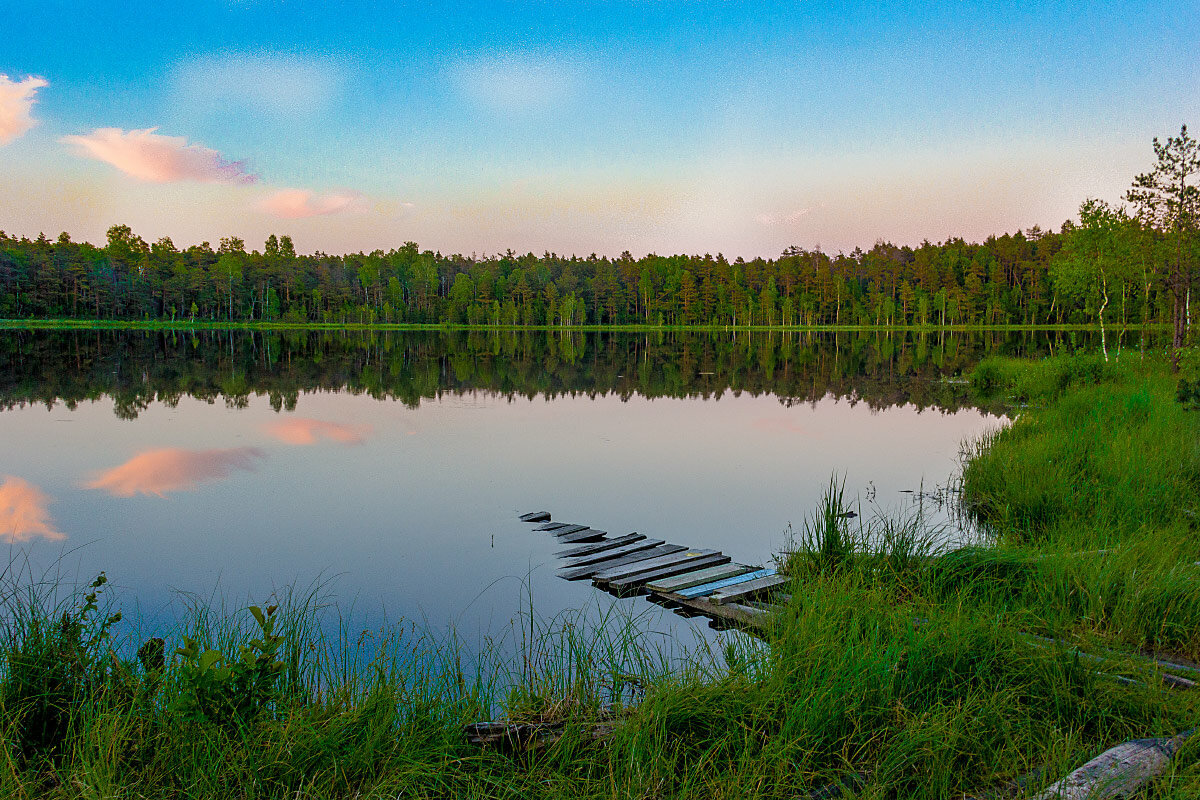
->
[2,128,1195,334]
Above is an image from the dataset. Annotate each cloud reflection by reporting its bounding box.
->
[0,476,65,542]
[264,418,370,446]
[85,447,265,497]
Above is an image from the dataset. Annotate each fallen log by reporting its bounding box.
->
[1029,729,1195,800]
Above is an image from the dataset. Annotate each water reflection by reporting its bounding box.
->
[0,328,1148,418]
[264,418,370,446]
[84,447,266,497]
[0,476,64,542]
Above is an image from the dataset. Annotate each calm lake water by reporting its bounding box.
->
[0,328,1120,654]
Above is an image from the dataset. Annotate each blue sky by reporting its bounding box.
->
[1,1,1197,256]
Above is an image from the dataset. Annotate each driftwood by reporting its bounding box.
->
[464,705,629,752]
[463,719,622,751]
[1029,729,1195,800]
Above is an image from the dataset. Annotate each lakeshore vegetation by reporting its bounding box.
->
[1,348,1199,798]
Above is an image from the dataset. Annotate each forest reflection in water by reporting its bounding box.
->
[0,326,1139,418]
[0,327,1152,650]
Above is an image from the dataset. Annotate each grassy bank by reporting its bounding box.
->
[2,352,1199,798]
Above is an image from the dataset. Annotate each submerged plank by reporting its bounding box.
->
[562,538,665,568]
[646,563,758,593]
[673,568,777,599]
[593,549,722,584]
[605,553,732,594]
[556,528,607,544]
[554,533,644,558]
[710,575,791,605]
[552,524,590,536]
[559,545,686,581]
[535,522,571,532]
[520,511,551,523]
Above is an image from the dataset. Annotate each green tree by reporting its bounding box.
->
[1127,124,1200,353]
[1051,199,1133,359]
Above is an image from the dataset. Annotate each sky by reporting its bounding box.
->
[1,0,1198,258]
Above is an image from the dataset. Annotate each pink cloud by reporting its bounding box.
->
[259,188,364,218]
[263,418,370,446]
[84,447,265,497]
[60,127,258,184]
[0,476,65,543]
[0,74,48,145]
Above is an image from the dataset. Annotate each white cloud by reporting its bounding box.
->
[0,74,48,145]
[173,52,341,118]
[61,128,258,184]
[454,52,579,112]
[259,187,365,218]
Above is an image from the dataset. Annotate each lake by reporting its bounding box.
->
[0,328,1119,656]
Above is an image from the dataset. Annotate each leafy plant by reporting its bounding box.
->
[169,604,286,731]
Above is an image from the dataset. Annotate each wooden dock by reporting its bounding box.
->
[522,512,791,632]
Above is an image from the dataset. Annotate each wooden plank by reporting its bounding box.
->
[562,538,664,568]
[556,528,606,544]
[554,533,644,558]
[520,511,551,523]
[605,553,732,593]
[558,545,685,581]
[674,568,776,599]
[723,602,773,619]
[593,549,722,584]
[551,524,590,536]
[535,522,571,532]
[672,595,769,631]
[710,575,791,605]
[646,563,758,594]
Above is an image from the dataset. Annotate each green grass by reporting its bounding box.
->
[2,349,1199,798]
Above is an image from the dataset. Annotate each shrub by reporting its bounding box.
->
[0,573,121,761]
[168,604,286,732]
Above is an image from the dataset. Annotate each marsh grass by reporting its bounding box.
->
[3,350,1200,797]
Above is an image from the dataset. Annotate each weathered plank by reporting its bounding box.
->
[645,563,758,594]
[558,545,686,581]
[605,554,733,594]
[593,549,722,585]
[673,568,777,599]
[552,524,590,536]
[535,521,571,532]
[562,538,665,568]
[555,533,644,558]
[520,511,552,523]
[556,528,607,544]
[723,601,774,618]
[710,575,791,605]
[671,594,770,631]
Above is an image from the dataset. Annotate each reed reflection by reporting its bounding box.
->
[84,448,266,497]
[0,476,65,542]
